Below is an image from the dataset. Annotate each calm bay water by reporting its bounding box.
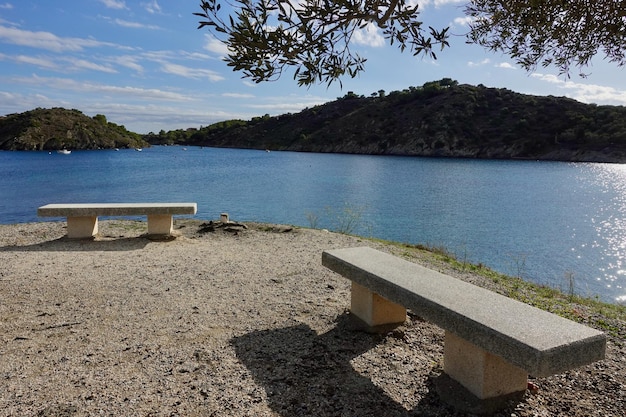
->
[1,146,625,304]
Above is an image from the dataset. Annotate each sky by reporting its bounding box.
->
[1,1,625,134]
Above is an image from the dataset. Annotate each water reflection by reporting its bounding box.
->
[578,164,626,302]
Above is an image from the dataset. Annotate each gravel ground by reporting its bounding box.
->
[0,219,624,417]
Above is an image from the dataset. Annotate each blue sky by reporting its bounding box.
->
[1,0,625,134]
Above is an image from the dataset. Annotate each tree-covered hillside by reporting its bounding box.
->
[147,80,626,163]
[0,108,148,151]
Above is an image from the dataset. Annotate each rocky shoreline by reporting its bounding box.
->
[1,220,624,416]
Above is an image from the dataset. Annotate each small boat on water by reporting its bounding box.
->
[135,148,142,152]
[57,149,71,155]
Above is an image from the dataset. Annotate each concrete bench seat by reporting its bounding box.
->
[38,203,197,239]
[322,246,606,412]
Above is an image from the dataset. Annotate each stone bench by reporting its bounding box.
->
[322,246,606,412]
[37,203,197,239]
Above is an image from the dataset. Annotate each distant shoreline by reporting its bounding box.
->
[4,145,626,165]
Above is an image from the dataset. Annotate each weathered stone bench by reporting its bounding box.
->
[322,246,606,412]
[37,203,197,239]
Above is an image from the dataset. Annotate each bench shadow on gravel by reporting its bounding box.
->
[0,236,151,252]
[231,313,456,417]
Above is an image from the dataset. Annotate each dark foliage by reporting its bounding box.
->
[0,108,148,151]
[195,0,449,86]
[466,1,626,77]
[195,1,626,86]
[146,80,626,163]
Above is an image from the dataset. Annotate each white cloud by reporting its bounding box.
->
[0,91,19,103]
[142,0,162,14]
[14,55,58,70]
[11,74,194,102]
[203,35,229,56]
[0,91,63,114]
[0,52,58,70]
[453,16,474,27]
[0,25,130,52]
[531,73,626,105]
[352,23,385,48]
[114,19,160,30]
[181,51,213,61]
[496,62,516,70]
[111,55,144,73]
[468,58,490,67]
[65,57,117,73]
[160,62,224,81]
[0,51,123,74]
[416,0,465,8]
[222,93,255,99]
[0,3,13,9]
[531,73,568,85]
[0,25,81,52]
[99,0,126,10]
[142,50,227,80]
[246,96,329,114]
[435,0,465,5]
[141,50,177,62]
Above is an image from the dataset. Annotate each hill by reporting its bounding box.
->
[0,108,148,151]
[147,80,626,163]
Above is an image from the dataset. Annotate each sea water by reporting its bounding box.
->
[1,146,625,304]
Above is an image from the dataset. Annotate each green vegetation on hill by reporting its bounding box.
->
[147,79,626,163]
[5,80,626,162]
[0,108,148,151]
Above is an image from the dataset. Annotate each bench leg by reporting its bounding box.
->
[350,282,406,327]
[66,216,98,239]
[147,214,173,235]
[443,331,528,400]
